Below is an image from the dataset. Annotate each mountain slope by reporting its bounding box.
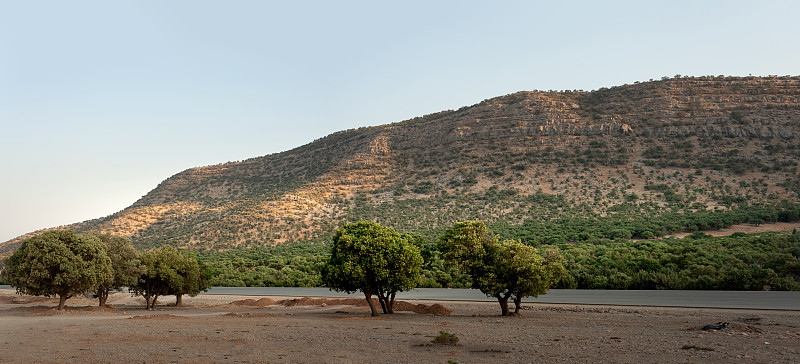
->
[2,75,799,254]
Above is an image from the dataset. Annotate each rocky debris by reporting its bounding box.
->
[702,322,729,331]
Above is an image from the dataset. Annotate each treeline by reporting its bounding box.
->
[200,243,329,287]
[199,231,800,292]
[5,207,798,294]
[553,232,800,290]
[492,202,800,243]
[1,231,210,310]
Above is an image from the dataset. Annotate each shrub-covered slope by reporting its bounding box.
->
[2,76,799,254]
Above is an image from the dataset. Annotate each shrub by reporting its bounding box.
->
[432,330,459,345]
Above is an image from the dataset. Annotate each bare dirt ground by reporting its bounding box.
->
[1,289,799,363]
[664,222,798,239]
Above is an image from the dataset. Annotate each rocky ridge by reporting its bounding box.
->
[2,76,798,254]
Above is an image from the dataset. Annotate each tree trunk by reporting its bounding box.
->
[364,291,380,316]
[176,294,183,307]
[58,294,68,311]
[145,293,159,310]
[513,296,522,315]
[98,289,109,307]
[376,290,388,314]
[374,289,397,314]
[387,291,396,314]
[496,294,511,316]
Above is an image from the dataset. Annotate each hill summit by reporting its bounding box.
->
[3,75,799,254]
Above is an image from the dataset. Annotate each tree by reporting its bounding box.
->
[440,221,565,316]
[92,234,144,306]
[132,246,182,309]
[173,252,211,307]
[131,246,210,309]
[488,240,565,315]
[1,230,113,310]
[322,221,423,316]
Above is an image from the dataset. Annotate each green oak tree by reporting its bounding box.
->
[322,221,423,316]
[487,240,565,315]
[132,246,209,309]
[440,221,564,316]
[131,246,178,310]
[92,234,144,306]
[173,251,211,307]
[1,230,113,310]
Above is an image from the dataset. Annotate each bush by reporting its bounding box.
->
[432,331,459,345]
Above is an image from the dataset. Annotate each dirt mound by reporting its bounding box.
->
[278,297,370,307]
[231,297,275,307]
[331,298,373,307]
[392,300,418,311]
[392,301,452,315]
[278,297,320,306]
[414,303,452,315]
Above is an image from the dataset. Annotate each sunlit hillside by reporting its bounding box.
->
[2,76,799,255]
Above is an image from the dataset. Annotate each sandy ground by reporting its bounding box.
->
[1,289,799,363]
[665,222,798,239]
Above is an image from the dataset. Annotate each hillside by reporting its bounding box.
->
[2,75,799,255]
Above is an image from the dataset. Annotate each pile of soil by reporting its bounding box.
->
[230,297,275,307]
[393,301,453,315]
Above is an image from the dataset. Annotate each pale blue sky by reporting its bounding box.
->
[2,0,799,242]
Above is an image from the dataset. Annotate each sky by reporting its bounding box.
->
[1,0,799,242]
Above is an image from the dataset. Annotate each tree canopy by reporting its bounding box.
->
[440,221,565,315]
[92,234,144,306]
[322,221,423,316]
[1,230,113,310]
[131,246,210,309]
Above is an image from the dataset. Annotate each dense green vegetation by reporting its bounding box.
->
[199,243,330,287]
[491,202,800,243]
[552,231,800,290]
[198,205,800,291]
